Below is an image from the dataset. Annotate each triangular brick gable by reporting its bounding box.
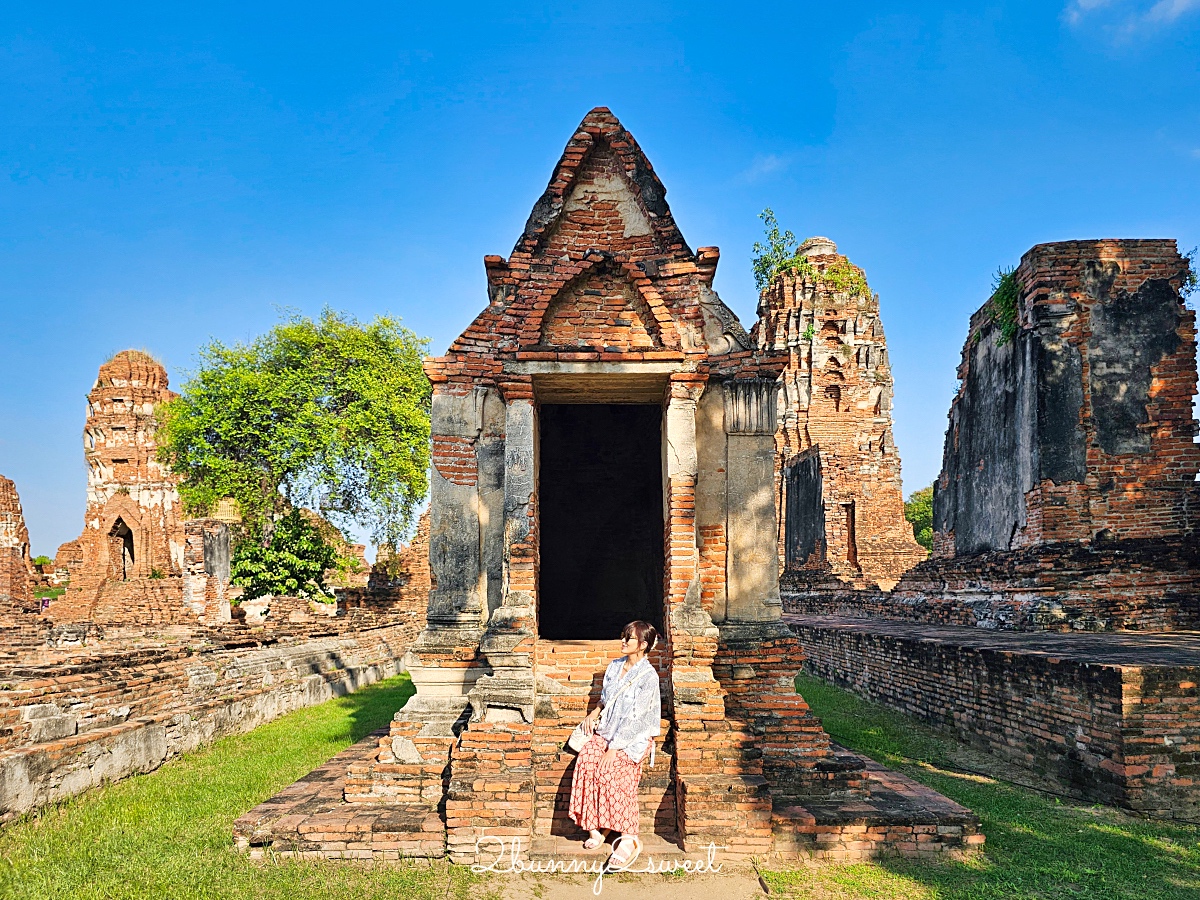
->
[512,107,691,259]
[427,108,774,383]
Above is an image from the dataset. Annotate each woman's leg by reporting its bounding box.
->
[593,748,643,838]
[568,736,608,835]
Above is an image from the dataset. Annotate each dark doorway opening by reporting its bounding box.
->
[784,452,824,570]
[538,403,663,640]
[109,518,135,580]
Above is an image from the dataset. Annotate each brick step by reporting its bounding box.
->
[531,716,676,838]
[233,729,447,860]
[526,830,685,862]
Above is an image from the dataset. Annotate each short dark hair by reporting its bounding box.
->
[621,620,658,651]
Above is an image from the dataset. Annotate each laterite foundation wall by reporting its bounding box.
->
[793,620,1200,820]
[782,536,1200,632]
[0,622,415,822]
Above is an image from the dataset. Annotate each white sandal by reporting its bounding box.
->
[607,835,642,869]
[583,829,609,850]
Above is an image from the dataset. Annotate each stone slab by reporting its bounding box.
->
[785,613,1200,667]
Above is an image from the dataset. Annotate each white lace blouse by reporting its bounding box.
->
[596,656,662,765]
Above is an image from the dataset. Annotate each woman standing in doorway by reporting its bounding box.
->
[569,619,662,869]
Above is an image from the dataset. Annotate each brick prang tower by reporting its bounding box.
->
[758,237,927,590]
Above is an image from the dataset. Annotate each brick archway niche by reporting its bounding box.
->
[247,108,980,864]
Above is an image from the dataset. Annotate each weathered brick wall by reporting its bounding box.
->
[759,241,926,590]
[936,240,1198,556]
[0,622,417,822]
[793,619,1200,819]
[0,476,33,622]
[783,536,1200,632]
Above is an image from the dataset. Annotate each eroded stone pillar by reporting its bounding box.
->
[448,383,537,864]
[723,380,782,623]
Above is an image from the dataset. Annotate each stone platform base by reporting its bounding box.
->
[233,730,981,862]
[788,614,1200,820]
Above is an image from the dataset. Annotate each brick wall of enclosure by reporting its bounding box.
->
[0,622,419,823]
[794,619,1200,820]
[783,536,1200,632]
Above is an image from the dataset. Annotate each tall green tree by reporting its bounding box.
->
[158,309,431,550]
[905,484,935,552]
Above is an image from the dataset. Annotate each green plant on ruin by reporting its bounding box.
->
[987,266,1020,346]
[753,208,801,291]
[231,509,339,601]
[1182,246,1198,302]
[801,322,816,341]
[148,567,166,579]
[752,209,867,297]
[157,308,431,552]
[821,257,870,299]
[904,483,934,552]
[31,555,51,567]
[775,252,817,284]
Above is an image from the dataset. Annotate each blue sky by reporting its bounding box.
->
[1,2,1198,557]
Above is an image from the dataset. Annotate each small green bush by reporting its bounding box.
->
[32,555,52,567]
[1182,246,1197,300]
[987,267,1020,346]
[232,510,338,601]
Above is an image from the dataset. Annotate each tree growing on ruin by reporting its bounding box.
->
[752,209,869,297]
[752,208,814,291]
[157,309,432,556]
[904,484,934,552]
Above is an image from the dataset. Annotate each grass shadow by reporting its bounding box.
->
[788,674,1200,900]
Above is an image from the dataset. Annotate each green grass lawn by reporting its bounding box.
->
[2,671,1198,899]
[0,674,484,900]
[760,676,1200,900]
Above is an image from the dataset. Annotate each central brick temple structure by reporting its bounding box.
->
[235,108,979,862]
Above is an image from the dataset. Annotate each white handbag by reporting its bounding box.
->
[567,719,591,752]
[566,666,646,752]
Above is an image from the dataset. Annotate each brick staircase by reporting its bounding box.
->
[532,639,675,839]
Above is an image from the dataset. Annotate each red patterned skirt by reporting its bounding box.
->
[568,735,643,835]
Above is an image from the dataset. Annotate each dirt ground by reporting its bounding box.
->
[487,867,767,900]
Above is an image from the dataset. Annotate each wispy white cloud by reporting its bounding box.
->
[736,153,791,185]
[1064,0,1120,25]
[1064,0,1200,32]
[1146,0,1200,23]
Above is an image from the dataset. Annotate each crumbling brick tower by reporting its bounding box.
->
[758,238,926,590]
[938,239,1199,553]
[51,350,188,623]
[926,239,1200,630]
[346,108,882,859]
[0,475,34,620]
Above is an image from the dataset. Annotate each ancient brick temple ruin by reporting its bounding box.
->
[234,107,979,863]
[758,238,926,590]
[49,350,197,623]
[787,239,1200,821]
[0,476,34,621]
[0,354,433,823]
